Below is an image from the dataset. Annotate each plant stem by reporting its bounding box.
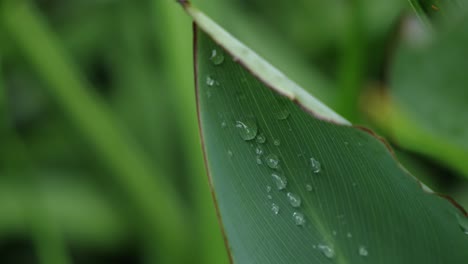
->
[0,52,5,133]
[1,1,188,262]
[150,0,229,263]
[30,201,72,264]
[336,0,366,122]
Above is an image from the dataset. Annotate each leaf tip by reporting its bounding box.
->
[176,0,190,8]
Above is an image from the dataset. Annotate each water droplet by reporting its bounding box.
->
[293,212,306,226]
[310,158,321,173]
[332,230,337,236]
[271,203,280,215]
[271,172,287,190]
[256,156,263,165]
[266,185,272,193]
[267,194,272,200]
[456,214,468,235]
[306,184,313,191]
[206,75,216,86]
[221,121,227,128]
[271,203,279,215]
[256,133,266,144]
[255,146,264,155]
[287,192,301,207]
[317,244,335,259]
[265,154,280,169]
[347,232,352,238]
[275,109,290,120]
[210,49,224,65]
[235,118,258,141]
[358,246,368,257]
[227,150,233,157]
[273,139,281,146]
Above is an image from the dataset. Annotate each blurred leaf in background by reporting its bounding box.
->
[0,0,467,263]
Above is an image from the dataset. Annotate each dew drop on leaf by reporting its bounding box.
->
[306,184,313,192]
[271,203,280,215]
[266,185,272,193]
[256,156,263,165]
[271,172,287,190]
[358,246,368,257]
[255,145,264,156]
[310,157,321,173]
[293,212,306,226]
[287,192,301,207]
[206,75,216,86]
[235,118,258,141]
[210,48,224,65]
[274,139,281,146]
[347,232,353,238]
[266,154,280,169]
[317,244,335,259]
[256,133,266,144]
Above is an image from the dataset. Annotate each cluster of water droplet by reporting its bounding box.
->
[216,76,332,232]
[312,243,369,259]
[228,111,310,227]
[214,73,377,260]
[204,48,225,99]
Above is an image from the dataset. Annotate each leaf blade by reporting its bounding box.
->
[188,3,468,263]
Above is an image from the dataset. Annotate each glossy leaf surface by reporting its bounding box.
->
[186,3,468,263]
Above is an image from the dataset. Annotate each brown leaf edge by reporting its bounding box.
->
[191,20,235,264]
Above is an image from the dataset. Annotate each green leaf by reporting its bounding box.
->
[182,2,468,263]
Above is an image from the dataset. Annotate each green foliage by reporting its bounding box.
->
[0,0,467,263]
[389,12,468,177]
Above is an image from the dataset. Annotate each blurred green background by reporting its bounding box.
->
[0,0,467,263]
